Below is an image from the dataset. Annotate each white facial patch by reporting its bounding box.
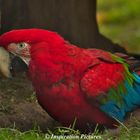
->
[7,42,31,66]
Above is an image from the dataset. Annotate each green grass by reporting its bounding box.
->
[0,127,100,140]
[97,0,140,54]
[0,128,45,140]
[1,121,140,140]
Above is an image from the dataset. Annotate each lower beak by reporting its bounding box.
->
[10,55,28,75]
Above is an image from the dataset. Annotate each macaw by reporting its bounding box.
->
[0,29,140,130]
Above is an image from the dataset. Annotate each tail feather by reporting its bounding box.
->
[115,53,140,75]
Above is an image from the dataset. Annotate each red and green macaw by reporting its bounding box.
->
[0,29,140,130]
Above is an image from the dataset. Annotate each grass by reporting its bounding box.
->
[0,128,44,140]
[97,0,140,54]
[1,121,140,140]
[0,127,102,140]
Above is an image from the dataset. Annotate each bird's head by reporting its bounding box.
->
[0,28,65,77]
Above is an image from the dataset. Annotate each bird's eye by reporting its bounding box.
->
[18,43,26,49]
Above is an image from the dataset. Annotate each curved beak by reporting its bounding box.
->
[0,47,12,78]
[0,47,28,78]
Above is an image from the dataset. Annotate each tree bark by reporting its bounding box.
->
[0,0,125,53]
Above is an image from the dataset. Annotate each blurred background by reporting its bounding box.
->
[0,0,140,54]
[97,0,140,54]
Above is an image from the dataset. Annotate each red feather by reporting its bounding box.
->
[28,40,121,129]
[0,29,126,130]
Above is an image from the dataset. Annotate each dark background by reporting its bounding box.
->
[0,0,125,53]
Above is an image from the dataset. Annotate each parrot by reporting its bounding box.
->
[0,28,140,130]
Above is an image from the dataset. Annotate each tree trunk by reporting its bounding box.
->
[0,0,125,53]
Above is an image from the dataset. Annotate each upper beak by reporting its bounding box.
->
[0,47,28,78]
[0,47,12,78]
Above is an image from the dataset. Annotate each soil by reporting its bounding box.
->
[0,74,59,132]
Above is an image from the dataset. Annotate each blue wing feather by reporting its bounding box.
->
[100,73,140,122]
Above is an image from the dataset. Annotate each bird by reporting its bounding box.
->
[0,28,140,130]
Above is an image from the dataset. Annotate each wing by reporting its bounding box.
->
[80,61,125,100]
[80,53,140,122]
[80,49,126,99]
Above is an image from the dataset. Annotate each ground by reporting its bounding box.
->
[0,74,59,132]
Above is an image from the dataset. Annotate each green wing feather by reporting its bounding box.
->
[98,53,135,107]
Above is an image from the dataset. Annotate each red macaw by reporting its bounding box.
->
[0,29,140,130]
